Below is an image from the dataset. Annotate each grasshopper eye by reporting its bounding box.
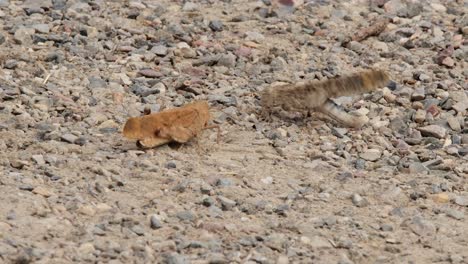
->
[154,128,160,136]
[143,106,151,115]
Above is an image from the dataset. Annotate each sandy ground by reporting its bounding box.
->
[0,0,467,263]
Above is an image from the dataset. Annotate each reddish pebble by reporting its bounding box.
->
[426,104,440,117]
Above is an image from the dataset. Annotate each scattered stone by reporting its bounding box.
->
[452,100,468,113]
[165,161,177,169]
[302,235,332,249]
[4,60,18,69]
[209,20,223,32]
[78,243,95,255]
[0,0,465,262]
[261,176,273,184]
[77,205,96,216]
[176,210,196,222]
[32,186,54,197]
[182,2,198,11]
[413,109,426,123]
[245,31,265,43]
[61,133,78,144]
[164,253,189,264]
[218,196,236,210]
[359,149,382,161]
[32,24,50,34]
[405,216,436,236]
[380,224,394,232]
[447,116,461,132]
[139,69,163,78]
[14,27,35,45]
[277,255,289,264]
[217,53,237,68]
[411,88,425,100]
[131,225,145,236]
[441,57,455,67]
[462,135,468,145]
[150,214,163,229]
[409,162,429,174]
[151,45,168,56]
[454,196,468,207]
[96,203,112,212]
[430,3,447,12]
[351,193,369,207]
[331,127,348,138]
[31,155,45,165]
[10,159,28,169]
[418,125,446,139]
[445,209,464,220]
[431,193,450,203]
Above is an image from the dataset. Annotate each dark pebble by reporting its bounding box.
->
[209,20,224,32]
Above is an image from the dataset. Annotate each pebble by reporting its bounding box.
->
[441,57,455,67]
[32,186,54,197]
[413,109,426,123]
[176,211,196,222]
[245,31,265,43]
[372,41,389,53]
[445,209,464,220]
[139,69,163,78]
[32,24,50,34]
[78,243,95,255]
[61,133,78,144]
[96,203,112,212]
[164,253,189,264]
[209,20,223,32]
[302,236,332,249]
[447,116,461,132]
[165,161,177,169]
[218,196,237,210]
[359,149,382,161]
[331,127,348,138]
[14,27,35,45]
[131,225,145,236]
[453,196,468,207]
[418,125,446,139]
[411,87,425,100]
[182,2,198,11]
[217,53,237,68]
[409,162,429,174]
[430,3,447,12]
[277,255,289,264]
[462,135,468,145]
[216,178,233,187]
[31,154,45,165]
[452,100,468,114]
[351,193,369,207]
[77,205,96,216]
[431,193,449,203]
[150,45,168,56]
[406,216,436,236]
[150,214,162,229]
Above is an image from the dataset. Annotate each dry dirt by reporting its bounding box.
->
[0,0,467,263]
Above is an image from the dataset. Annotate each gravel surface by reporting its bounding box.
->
[0,0,467,263]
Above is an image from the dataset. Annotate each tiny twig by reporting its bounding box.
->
[43,73,52,84]
[37,62,52,85]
